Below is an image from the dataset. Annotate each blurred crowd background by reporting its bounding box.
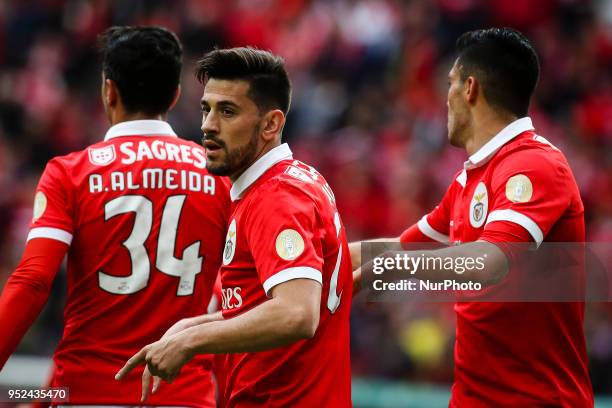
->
[1,0,612,399]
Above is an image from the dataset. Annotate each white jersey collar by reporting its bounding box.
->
[230,143,293,201]
[104,120,177,141]
[464,117,534,170]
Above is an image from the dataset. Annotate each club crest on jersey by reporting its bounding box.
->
[506,174,533,203]
[223,219,237,265]
[276,229,305,261]
[469,182,488,228]
[88,145,116,166]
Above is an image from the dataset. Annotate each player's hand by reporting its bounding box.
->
[137,315,222,400]
[139,317,196,399]
[115,334,194,391]
[140,365,162,402]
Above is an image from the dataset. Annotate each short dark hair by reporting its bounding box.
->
[456,27,540,117]
[196,47,291,114]
[98,26,182,115]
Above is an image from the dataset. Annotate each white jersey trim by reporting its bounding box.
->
[464,117,535,169]
[456,170,467,187]
[263,266,323,297]
[486,209,544,247]
[104,120,177,141]
[27,227,73,245]
[417,216,449,244]
[230,143,293,201]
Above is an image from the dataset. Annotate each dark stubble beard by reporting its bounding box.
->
[206,124,260,179]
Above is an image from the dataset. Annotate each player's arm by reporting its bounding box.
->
[364,151,569,287]
[182,278,320,353]
[357,190,510,286]
[160,312,224,339]
[350,238,398,293]
[367,240,509,285]
[349,237,399,270]
[116,278,320,384]
[0,160,73,369]
[351,182,455,291]
[137,283,314,400]
[0,238,68,368]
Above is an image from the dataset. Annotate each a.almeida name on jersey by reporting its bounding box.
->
[87,140,217,194]
[88,168,217,194]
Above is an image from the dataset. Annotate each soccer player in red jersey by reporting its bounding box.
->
[0,26,230,406]
[351,28,593,407]
[116,47,353,407]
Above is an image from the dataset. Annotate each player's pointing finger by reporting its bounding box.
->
[115,346,148,380]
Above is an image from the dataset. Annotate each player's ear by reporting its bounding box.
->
[464,75,479,105]
[261,110,285,142]
[104,78,120,108]
[168,85,181,112]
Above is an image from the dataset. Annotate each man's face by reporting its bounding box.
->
[200,78,263,179]
[447,60,470,148]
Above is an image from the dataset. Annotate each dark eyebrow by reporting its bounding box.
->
[200,99,240,109]
[217,100,240,109]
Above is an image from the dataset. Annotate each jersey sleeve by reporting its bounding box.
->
[245,182,324,297]
[401,178,457,244]
[399,223,436,244]
[483,151,570,247]
[27,159,74,245]
[0,238,68,368]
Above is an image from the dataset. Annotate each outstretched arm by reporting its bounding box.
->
[351,222,442,292]
[116,278,321,383]
[349,237,399,271]
[0,238,68,368]
[362,240,509,286]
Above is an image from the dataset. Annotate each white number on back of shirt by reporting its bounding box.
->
[98,194,202,296]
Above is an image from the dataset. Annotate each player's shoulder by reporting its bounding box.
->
[277,159,330,199]
[252,160,326,207]
[42,144,93,177]
[36,142,109,194]
[494,133,571,175]
[39,139,116,183]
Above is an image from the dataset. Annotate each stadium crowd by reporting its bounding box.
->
[1,0,611,394]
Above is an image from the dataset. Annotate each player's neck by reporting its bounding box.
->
[229,140,281,183]
[110,111,166,126]
[464,111,517,156]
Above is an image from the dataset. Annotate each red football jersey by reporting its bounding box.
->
[218,144,352,407]
[402,117,593,407]
[28,120,230,406]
